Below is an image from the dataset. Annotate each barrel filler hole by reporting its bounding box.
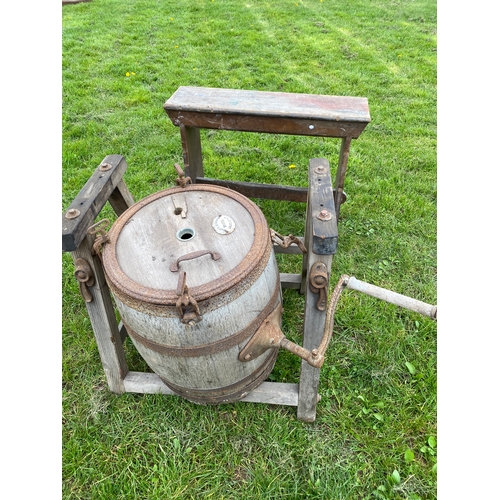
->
[174,207,183,215]
[176,227,196,241]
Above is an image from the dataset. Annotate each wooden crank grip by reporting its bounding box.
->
[170,250,221,272]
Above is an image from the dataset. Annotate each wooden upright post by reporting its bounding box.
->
[179,124,204,182]
[62,155,135,393]
[298,158,338,422]
[71,236,128,393]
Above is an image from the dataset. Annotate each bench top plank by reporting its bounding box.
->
[164,86,370,124]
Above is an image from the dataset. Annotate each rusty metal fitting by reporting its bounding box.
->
[65,208,80,220]
[74,258,95,303]
[270,229,307,254]
[309,262,329,311]
[99,162,113,172]
[87,219,111,257]
[316,209,332,221]
[314,165,327,175]
[174,163,192,188]
[175,271,202,325]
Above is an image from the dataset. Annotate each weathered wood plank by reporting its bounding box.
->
[180,124,204,181]
[72,237,128,393]
[334,137,352,218]
[197,177,308,202]
[118,321,129,344]
[280,273,302,289]
[165,87,370,125]
[62,155,129,252]
[239,381,299,406]
[297,158,336,422]
[123,372,299,406]
[124,371,176,395]
[309,159,338,255]
[108,179,135,217]
[168,113,367,139]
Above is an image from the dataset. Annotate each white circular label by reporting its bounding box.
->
[212,215,236,235]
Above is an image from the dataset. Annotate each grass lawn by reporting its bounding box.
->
[62,0,437,498]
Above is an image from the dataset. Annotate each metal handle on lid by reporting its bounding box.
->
[169,250,222,272]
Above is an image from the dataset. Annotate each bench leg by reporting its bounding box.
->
[180,124,204,182]
[334,136,352,218]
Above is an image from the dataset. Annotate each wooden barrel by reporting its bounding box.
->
[102,184,282,404]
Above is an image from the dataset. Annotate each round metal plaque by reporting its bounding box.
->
[212,215,236,235]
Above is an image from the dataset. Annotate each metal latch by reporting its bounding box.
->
[87,219,111,258]
[270,229,307,254]
[309,262,329,311]
[175,271,202,326]
[74,258,95,303]
[174,163,192,188]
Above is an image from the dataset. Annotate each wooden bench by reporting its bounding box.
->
[62,88,370,422]
[164,86,370,216]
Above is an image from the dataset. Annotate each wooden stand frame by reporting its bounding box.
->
[62,88,370,422]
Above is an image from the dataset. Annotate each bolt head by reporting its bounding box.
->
[316,209,332,221]
[99,162,112,172]
[65,208,81,219]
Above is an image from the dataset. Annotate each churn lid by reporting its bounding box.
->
[102,184,271,305]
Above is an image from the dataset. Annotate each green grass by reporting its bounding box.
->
[62,0,437,498]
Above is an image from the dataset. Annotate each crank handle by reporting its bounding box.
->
[279,276,348,367]
[238,312,329,368]
[238,277,348,368]
[239,275,348,367]
[279,338,325,368]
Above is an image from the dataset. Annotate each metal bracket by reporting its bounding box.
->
[74,258,95,303]
[87,219,111,258]
[174,163,192,188]
[270,229,307,254]
[239,302,330,369]
[175,272,202,326]
[239,304,284,362]
[309,262,329,311]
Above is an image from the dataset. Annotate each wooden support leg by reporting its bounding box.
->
[71,236,128,393]
[108,179,135,216]
[334,136,352,218]
[297,158,338,422]
[63,155,136,393]
[179,124,204,182]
